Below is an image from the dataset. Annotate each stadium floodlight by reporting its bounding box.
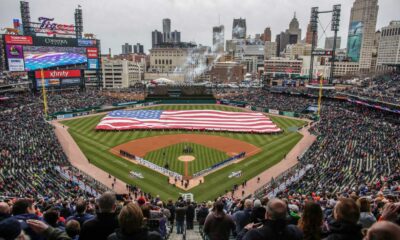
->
[310,7,319,31]
[332,5,341,31]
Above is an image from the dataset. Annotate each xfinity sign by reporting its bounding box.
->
[35,70,81,79]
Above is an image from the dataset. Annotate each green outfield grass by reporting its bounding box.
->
[144,142,229,176]
[61,104,307,202]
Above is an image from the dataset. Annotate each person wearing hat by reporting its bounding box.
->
[0,218,24,240]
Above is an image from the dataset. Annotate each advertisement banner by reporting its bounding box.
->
[5,45,24,59]
[282,111,295,117]
[347,21,363,62]
[33,36,77,47]
[36,78,61,88]
[269,109,279,115]
[5,35,33,45]
[86,47,98,58]
[35,69,81,79]
[87,59,99,69]
[61,78,81,85]
[78,39,97,47]
[7,59,25,71]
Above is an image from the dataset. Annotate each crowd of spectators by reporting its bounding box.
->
[342,73,400,105]
[1,77,399,239]
[1,190,400,240]
[217,89,316,113]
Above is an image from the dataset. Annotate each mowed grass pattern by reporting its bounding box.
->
[61,104,307,201]
[144,142,229,176]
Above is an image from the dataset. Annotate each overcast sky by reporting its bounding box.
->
[1,0,399,54]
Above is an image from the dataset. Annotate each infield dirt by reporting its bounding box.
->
[111,134,261,158]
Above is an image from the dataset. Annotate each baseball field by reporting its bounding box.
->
[61,104,306,201]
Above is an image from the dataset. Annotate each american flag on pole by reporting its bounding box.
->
[96,110,281,133]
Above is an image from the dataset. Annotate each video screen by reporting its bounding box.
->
[23,46,87,71]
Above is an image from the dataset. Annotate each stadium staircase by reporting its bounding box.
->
[168,224,202,240]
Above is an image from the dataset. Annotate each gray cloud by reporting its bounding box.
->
[0,0,399,53]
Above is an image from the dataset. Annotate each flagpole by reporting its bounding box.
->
[41,69,48,119]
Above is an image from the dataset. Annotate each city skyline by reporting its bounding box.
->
[0,0,399,53]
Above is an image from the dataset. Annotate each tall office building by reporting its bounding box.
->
[121,43,132,54]
[152,19,181,47]
[152,30,163,48]
[347,0,379,71]
[376,21,400,69]
[305,23,317,45]
[263,27,271,42]
[325,36,342,49]
[213,25,225,52]
[162,18,171,43]
[171,30,181,43]
[276,13,302,56]
[232,18,246,39]
[133,43,144,54]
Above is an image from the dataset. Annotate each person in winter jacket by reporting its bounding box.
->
[237,199,303,240]
[107,202,162,240]
[165,199,175,232]
[196,202,209,232]
[323,198,363,240]
[233,199,253,234]
[175,202,187,234]
[80,192,119,240]
[66,200,94,227]
[356,197,376,229]
[11,198,44,240]
[203,200,235,240]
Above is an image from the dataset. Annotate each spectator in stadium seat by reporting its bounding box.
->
[65,220,80,240]
[80,192,119,240]
[66,200,94,227]
[250,199,266,224]
[11,198,44,240]
[175,201,187,234]
[60,201,72,219]
[0,217,31,240]
[237,199,302,240]
[233,199,253,234]
[365,221,400,240]
[44,208,64,230]
[380,203,400,225]
[0,202,10,222]
[203,200,235,240]
[298,201,324,240]
[357,197,376,229]
[107,202,161,240]
[323,198,363,240]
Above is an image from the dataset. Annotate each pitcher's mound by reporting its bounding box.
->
[178,155,195,162]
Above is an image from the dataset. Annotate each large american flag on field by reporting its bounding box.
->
[95,110,281,133]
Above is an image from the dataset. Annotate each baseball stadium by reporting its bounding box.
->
[1,0,400,240]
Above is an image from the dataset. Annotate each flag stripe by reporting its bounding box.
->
[96,110,282,133]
